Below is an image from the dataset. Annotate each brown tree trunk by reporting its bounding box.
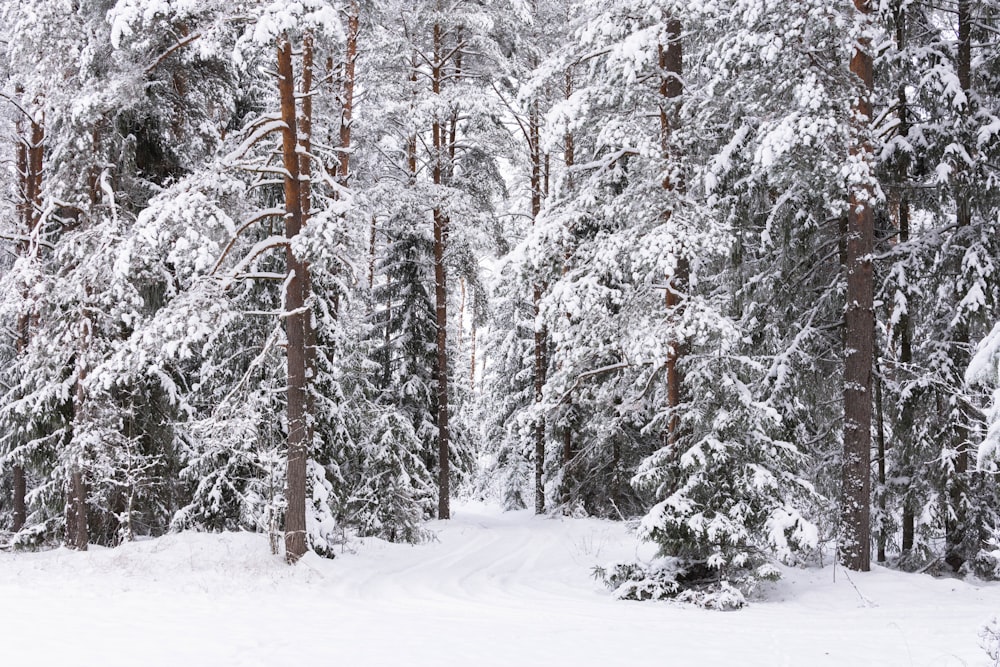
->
[530,99,548,515]
[659,19,687,448]
[408,51,419,185]
[67,351,89,551]
[299,32,318,446]
[432,19,451,520]
[278,35,309,563]
[12,466,25,534]
[876,359,887,563]
[899,152,916,557]
[945,0,973,572]
[840,0,875,572]
[338,2,359,188]
[890,0,916,558]
[469,318,477,391]
[69,468,87,551]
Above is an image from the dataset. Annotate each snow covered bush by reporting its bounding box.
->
[594,556,774,610]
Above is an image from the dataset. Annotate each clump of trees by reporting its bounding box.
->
[1,0,1000,607]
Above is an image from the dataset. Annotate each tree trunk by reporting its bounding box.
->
[945,0,973,573]
[432,19,451,520]
[299,32,318,448]
[899,161,916,558]
[69,468,87,551]
[840,0,875,572]
[12,465,25,534]
[659,19,687,447]
[278,35,309,563]
[890,0,916,559]
[530,99,548,515]
[338,2,359,188]
[876,358,887,563]
[67,352,89,551]
[469,318,477,391]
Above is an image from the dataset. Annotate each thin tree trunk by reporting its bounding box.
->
[68,347,89,551]
[278,35,309,563]
[891,0,916,558]
[12,467,25,534]
[659,19,687,448]
[945,0,973,572]
[339,2,359,188]
[840,0,875,572]
[432,18,451,520]
[899,149,916,557]
[369,216,377,291]
[530,98,547,514]
[876,358,887,563]
[469,319,477,391]
[458,278,465,354]
[69,469,87,551]
[408,50,419,185]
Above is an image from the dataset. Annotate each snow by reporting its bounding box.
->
[0,502,997,666]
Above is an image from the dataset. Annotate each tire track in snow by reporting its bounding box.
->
[327,506,626,619]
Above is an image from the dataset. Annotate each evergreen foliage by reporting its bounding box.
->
[0,0,998,604]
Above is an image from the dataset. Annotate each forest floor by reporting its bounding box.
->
[0,503,996,666]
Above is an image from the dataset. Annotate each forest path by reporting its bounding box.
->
[0,503,995,666]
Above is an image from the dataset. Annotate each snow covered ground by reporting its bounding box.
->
[0,503,996,666]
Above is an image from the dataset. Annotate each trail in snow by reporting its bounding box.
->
[0,503,996,666]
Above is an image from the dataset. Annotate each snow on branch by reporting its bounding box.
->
[224,120,288,165]
[216,235,290,290]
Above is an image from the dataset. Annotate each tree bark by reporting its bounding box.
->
[278,35,309,563]
[945,0,973,572]
[299,32,318,448]
[890,0,916,559]
[12,466,25,534]
[67,346,89,551]
[432,18,451,520]
[876,359,887,563]
[530,99,547,514]
[69,467,87,551]
[840,0,875,572]
[659,19,687,448]
[338,2,359,189]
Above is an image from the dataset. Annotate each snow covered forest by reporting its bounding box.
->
[4,0,1000,612]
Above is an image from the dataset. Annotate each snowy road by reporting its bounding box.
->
[0,504,996,666]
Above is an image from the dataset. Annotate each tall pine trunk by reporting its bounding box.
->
[945,0,973,572]
[659,19,687,447]
[277,35,310,563]
[530,99,547,514]
[432,18,451,520]
[339,2,359,188]
[891,0,917,560]
[840,0,876,572]
[68,340,89,551]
